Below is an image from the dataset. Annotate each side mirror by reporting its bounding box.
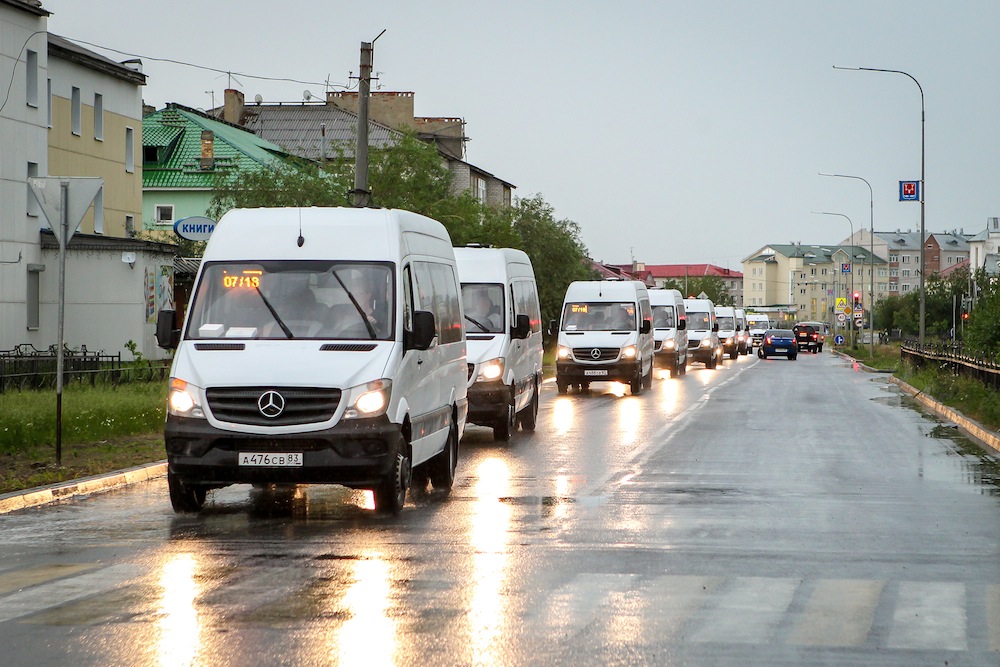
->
[640,320,651,334]
[712,323,719,332]
[155,309,179,349]
[513,313,531,340]
[408,310,436,350]
[677,319,687,331]
[548,319,558,336]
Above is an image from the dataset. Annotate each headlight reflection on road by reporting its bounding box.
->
[334,553,396,667]
[552,397,574,435]
[469,457,512,667]
[658,374,682,414]
[156,553,201,667]
[616,398,640,446]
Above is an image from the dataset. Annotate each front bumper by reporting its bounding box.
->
[467,380,509,425]
[557,359,640,384]
[164,414,404,489]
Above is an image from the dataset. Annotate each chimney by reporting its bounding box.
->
[223,88,244,125]
[327,90,416,130]
[200,130,214,170]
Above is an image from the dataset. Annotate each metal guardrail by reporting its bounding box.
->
[900,340,1000,391]
[0,344,170,393]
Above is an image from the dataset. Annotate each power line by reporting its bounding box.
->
[64,37,349,90]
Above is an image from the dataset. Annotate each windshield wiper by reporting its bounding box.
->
[253,286,294,338]
[464,314,491,332]
[331,270,377,339]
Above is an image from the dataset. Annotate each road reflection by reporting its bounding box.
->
[156,553,201,667]
[616,398,641,446]
[552,396,574,435]
[333,553,396,666]
[468,457,512,666]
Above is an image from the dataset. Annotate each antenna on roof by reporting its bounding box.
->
[297,209,305,248]
[303,89,314,102]
[254,94,263,105]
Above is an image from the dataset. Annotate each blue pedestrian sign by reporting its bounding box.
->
[841,262,851,274]
[834,335,845,345]
[899,180,920,201]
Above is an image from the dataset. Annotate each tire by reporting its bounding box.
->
[790,354,797,360]
[729,350,738,360]
[428,420,459,492]
[557,378,568,395]
[493,387,516,442]
[517,380,539,431]
[707,354,716,369]
[168,471,206,513]
[630,371,642,395]
[374,451,410,515]
[642,364,653,389]
[760,351,768,359]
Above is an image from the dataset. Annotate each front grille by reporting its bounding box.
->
[572,347,620,362]
[206,386,342,426]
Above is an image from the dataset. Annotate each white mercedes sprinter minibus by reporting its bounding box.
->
[715,305,738,359]
[648,288,687,377]
[552,280,654,395]
[454,246,543,442]
[683,297,723,368]
[155,207,468,515]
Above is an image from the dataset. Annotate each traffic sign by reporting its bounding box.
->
[899,180,919,201]
[855,319,864,328]
[841,263,851,274]
[854,303,864,312]
[837,313,846,323]
[836,297,847,311]
[834,335,845,345]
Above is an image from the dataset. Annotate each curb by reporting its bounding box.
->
[0,460,167,515]
[833,349,1000,456]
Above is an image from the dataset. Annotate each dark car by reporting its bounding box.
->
[758,329,797,360]
[793,324,820,353]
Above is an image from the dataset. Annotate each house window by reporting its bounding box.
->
[71,86,81,135]
[93,188,104,234]
[471,174,486,202]
[901,255,910,263]
[46,79,52,127]
[948,256,954,264]
[125,127,134,172]
[889,283,898,292]
[901,284,910,292]
[26,50,38,107]
[155,204,174,226]
[502,187,511,207]
[27,264,44,330]
[125,215,135,237]
[889,253,898,262]
[27,162,39,217]
[890,269,898,277]
[143,146,158,163]
[94,93,103,140]
[902,269,910,277]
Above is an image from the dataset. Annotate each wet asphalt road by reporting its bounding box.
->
[1,351,999,666]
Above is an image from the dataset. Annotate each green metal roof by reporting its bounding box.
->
[142,104,291,190]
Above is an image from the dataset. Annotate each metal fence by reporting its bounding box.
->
[0,344,169,393]
[900,341,1000,391]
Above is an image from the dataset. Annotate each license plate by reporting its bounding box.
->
[775,348,787,353]
[239,452,303,467]
[584,369,608,376]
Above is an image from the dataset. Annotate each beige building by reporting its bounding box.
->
[742,243,884,324]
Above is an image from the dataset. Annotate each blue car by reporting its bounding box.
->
[757,329,797,360]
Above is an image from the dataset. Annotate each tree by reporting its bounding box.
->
[963,268,1000,356]
[661,276,733,305]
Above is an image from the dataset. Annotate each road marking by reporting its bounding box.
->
[541,573,637,635]
[788,579,883,646]
[633,575,724,640]
[888,581,967,651]
[0,562,99,595]
[688,576,798,644]
[989,584,1000,651]
[0,563,144,624]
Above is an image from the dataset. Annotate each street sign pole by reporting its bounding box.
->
[28,177,103,467]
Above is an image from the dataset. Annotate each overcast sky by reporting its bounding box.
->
[43,0,1000,268]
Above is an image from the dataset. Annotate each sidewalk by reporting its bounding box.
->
[833,349,1000,457]
[0,460,166,515]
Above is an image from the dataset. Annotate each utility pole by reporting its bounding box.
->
[351,41,373,207]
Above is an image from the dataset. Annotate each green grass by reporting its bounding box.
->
[835,342,903,372]
[0,382,166,455]
[897,363,1000,430]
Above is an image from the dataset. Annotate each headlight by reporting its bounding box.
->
[343,379,392,419]
[167,378,206,419]
[622,345,637,359]
[700,338,713,348]
[663,340,675,350]
[477,358,504,382]
[557,345,571,359]
[725,337,734,345]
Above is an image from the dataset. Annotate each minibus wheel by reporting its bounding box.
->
[374,452,410,515]
[429,419,459,492]
[493,388,516,442]
[517,381,539,431]
[168,471,206,513]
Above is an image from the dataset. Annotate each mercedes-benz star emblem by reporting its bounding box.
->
[258,390,285,418]
[591,348,602,360]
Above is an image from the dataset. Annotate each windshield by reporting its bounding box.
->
[687,311,711,331]
[717,316,735,330]
[461,283,505,333]
[652,305,675,329]
[749,320,768,331]
[186,261,394,341]
[562,302,636,331]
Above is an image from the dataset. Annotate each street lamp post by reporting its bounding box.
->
[834,65,925,348]
[813,211,855,345]
[820,172,875,358]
